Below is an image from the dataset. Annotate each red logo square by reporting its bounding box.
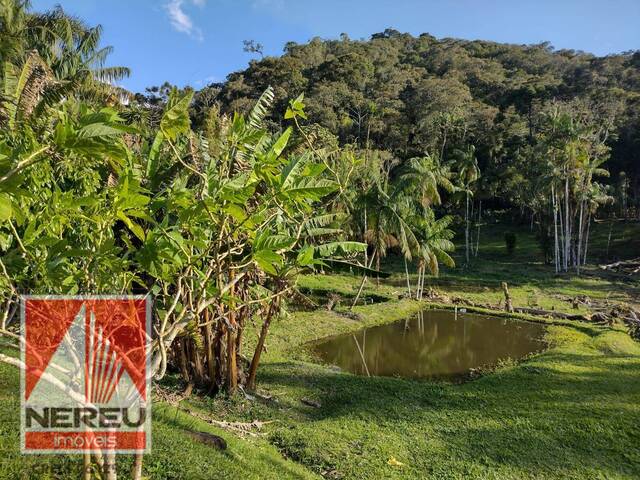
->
[21,296,151,454]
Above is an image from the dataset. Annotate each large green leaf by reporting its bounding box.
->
[253,249,282,275]
[147,131,165,179]
[77,123,128,139]
[248,86,274,129]
[253,232,296,252]
[280,152,311,189]
[282,177,338,201]
[160,90,194,141]
[265,127,292,163]
[0,194,12,221]
[314,241,367,257]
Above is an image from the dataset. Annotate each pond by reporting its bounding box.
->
[313,309,546,381]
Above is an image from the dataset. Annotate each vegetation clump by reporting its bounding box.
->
[504,232,517,255]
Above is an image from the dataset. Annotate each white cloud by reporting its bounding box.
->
[164,0,205,40]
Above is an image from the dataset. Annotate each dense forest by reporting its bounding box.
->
[187,30,640,219]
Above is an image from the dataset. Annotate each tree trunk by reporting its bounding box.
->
[103,452,117,480]
[475,200,482,257]
[552,185,559,273]
[465,192,470,265]
[192,341,205,386]
[246,297,278,391]
[352,249,376,309]
[583,211,591,265]
[235,301,245,359]
[83,453,92,480]
[131,453,143,480]
[501,282,514,313]
[226,271,238,395]
[606,219,613,260]
[576,200,584,275]
[565,176,570,272]
[363,206,368,267]
[559,187,564,269]
[404,258,411,297]
[202,313,215,386]
[351,274,367,309]
[177,339,190,383]
[213,320,224,390]
[440,126,448,162]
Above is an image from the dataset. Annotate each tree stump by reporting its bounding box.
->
[501,282,514,313]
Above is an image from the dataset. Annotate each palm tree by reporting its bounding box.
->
[0,0,130,129]
[364,182,420,271]
[453,144,480,266]
[540,104,611,274]
[396,152,454,294]
[412,211,456,299]
[399,153,454,207]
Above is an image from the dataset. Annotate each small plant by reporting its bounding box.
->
[504,232,517,255]
[536,228,553,264]
[526,290,540,308]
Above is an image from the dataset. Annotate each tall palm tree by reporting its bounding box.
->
[453,144,480,266]
[399,153,454,207]
[541,104,610,274]
[0,0,130,129]
[364,182,420,272]
[396,152,454,294]
[412,211,455,299]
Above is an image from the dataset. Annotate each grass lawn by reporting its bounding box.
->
[1,220,639,478]
[0,361,317,479]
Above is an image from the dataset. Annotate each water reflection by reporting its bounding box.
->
[313,310,546,380]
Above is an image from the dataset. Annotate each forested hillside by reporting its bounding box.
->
[192,29,640,215]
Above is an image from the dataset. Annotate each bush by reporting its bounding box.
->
[536,228,553,264]
[504,232,517,255]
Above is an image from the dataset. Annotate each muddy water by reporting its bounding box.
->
[313,309,546,380]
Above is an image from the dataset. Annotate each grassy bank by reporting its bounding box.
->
[1,221,639,479]
[0,363,317,479]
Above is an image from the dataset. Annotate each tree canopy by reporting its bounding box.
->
[199,31,639,215]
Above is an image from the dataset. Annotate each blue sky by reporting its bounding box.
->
[32,0,640,93]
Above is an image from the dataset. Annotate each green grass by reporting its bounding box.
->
[0,362,317,479]
[381,219,640,314]
[1,221,639,478]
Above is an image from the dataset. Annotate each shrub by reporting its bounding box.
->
[504,232,517,255]
[536,228,553,264]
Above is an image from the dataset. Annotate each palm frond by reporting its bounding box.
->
[248,86,274,129]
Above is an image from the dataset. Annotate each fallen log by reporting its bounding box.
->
[600,258,640,269]
[301,398,321,408]
[185,430,227,450]
[512,306,590,321]
[448,296,590,321]
[600,258,640,275]
[179,406,274,437]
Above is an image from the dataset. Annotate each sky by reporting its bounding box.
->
[32,0,640,93]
